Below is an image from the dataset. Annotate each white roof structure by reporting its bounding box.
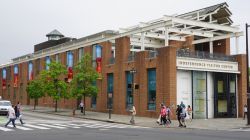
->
[0,2,243,68]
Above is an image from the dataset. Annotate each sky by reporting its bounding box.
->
[0,0,249,64]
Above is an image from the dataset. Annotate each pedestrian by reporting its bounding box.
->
[130,105,136,124]
[187,105,192,122]
[180,106,187,128]
[176,105,182,127]
[79,101,84,113]
[166,106,172,127]
[4,105,16,128]
[160,104,167,126]
[243,104,247,120]
[15,102,25,125]
[180,101,185,109]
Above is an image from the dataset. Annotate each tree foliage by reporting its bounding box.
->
[40,61,69,112]
[70,54,99,115]
[26,77,45,110]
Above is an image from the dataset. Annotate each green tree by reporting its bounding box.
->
[26,77,45,110]
[70,54,99,115]
[40,61,69,112]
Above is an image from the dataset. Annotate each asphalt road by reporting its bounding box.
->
[0,112,250,140]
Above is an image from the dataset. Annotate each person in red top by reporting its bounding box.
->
[160,103,167,126]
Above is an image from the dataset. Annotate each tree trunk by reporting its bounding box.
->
[34,99,37,110]
[55,99,58,112]
[83,95,86,115]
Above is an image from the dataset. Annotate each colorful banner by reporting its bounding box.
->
[28,61,33,80]
[45,56,51,70]
[2,68,6,89]
[14,65,18,87]
[95,45,102,73]
[67,51,73,82]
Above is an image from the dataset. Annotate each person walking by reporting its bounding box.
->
[130,105,136,124]
[180,106,187,128]
[160,104,167,126]
[166,106,172,127]
[187,105,192,122]
[4,105,16,128]
[15,102,25,125]
[176,105,182,127]
[79,101,84,113]
[243,104,247,120]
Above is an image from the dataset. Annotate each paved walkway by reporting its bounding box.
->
[22,105,249,131]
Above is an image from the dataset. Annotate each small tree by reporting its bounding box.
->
[70,54,99,115]
[40,61,69,112]
[26,78,45,110]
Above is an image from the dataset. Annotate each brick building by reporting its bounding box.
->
[0,3,247,119]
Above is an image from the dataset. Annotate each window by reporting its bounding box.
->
[126,71,133,109]
[78,47,84,61]
[28,61,33,80]
[67,51,74,68]
[91,81,97,109]
[107,73,114,109]
[45,56,51,70]
[148,69,156,110]
[55,54,60,63]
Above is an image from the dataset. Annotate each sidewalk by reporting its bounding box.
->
[22,105,249,131]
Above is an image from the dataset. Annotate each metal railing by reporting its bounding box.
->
[176,49,236,62]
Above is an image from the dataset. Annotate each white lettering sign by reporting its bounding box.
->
[177,57,239,73]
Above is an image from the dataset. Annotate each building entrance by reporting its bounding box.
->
[214,73,236,118]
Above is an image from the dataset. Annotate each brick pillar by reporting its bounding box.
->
[113,37,130,114]
[96,41,112,112]
[213,39,230,55]
[156,47,177,114]
[134,51,148,116]
[235,54,247,117]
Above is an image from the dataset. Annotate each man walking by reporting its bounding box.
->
[130,105,136,124]
[4,105,16,128]
[79,101,84,113]
[15,102,25,125]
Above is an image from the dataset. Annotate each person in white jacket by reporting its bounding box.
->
[4,105,16,128]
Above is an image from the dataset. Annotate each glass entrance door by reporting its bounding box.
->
[214,73,236,118]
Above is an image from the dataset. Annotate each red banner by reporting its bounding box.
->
[96,58,102,73]
[67,67,73,82]
[14,74,18,87]
[2,79,6,89]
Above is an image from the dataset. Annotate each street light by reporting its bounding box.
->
[245,23,250,125]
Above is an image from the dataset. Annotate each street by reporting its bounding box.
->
[0,111,250,140]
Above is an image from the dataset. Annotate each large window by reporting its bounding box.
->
[147,69,156,110]
[107,73,114,109]
[91,81,97,109]
[55,54,60,63]
[45,56,51,70]
[66,51,73,68]
[78,47,84,61]
[126,72,133,109]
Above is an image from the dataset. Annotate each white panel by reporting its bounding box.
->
[177,70,192,107]
[207,72,214,118]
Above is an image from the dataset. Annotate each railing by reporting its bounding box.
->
[148,51,158,58]
[176,49,236,62]
[128,54,135,62]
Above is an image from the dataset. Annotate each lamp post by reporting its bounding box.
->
[245,23,250,125]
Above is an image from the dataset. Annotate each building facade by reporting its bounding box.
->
[0,3,247,119]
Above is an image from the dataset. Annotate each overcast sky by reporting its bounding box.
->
[0,0,249,64]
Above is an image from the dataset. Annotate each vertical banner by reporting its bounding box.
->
[95,45,102,79]
[67,51,73,82]
[28,61,33,81]
[45,56,51,70]
[14,65,18,87]
[2,68,6,89]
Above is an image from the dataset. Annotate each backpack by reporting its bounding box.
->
[14,105,18,114]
